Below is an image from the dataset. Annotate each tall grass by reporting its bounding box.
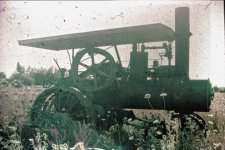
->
[0,87,225,149]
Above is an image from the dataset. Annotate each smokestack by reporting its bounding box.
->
[175,7,192,79]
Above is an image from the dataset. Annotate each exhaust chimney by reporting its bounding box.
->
[175,7,191,79]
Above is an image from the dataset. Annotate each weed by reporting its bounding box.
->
[0,87,225,149]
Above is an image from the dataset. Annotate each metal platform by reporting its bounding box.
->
[18,23,174,51]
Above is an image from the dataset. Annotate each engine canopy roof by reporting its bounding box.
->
[18,23,174,51]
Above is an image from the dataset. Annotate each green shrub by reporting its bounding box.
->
[20,76,33,86]
[10,80,23,88]
[0,79,9,87]
[9,73,34,87]
[0,72,6,79]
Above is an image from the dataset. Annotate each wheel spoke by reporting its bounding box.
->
[79,62,89,68]
[67,98,81,113]
[58,92,63,112]
[43,93,57,110]
[79,68,94,78]
[96,58,108,69]
[89,51,95,65]
[46,93,57,101]
[70,110,86,119]
[96,69,110,78]
[74,48,116,91]
[64,92,72,111]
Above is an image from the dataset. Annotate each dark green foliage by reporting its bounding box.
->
[99,118,165,150]
[32,111,76,147]
[72,121,101,148]
[0,72,9,87]
[22,76,33,86]
[9,73,33,87]
[213,86,219,92]
[28,67,60,86]
[5,62,60,87]
[32,71,46,85]
[213,86,225,92]
[0,79,9,87]
[176,130,196,150]
[16,62,25,74]
[10,79,23,88]
[0,72,6,79]
[9,62,34,87]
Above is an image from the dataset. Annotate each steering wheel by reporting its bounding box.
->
[72,47,116,91]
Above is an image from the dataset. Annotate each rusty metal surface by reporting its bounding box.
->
[18,23,174,51]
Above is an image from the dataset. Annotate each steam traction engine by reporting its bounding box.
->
[19,7,214,146]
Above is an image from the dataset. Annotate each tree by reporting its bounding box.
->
[16,62,25,74]
[0,72,6,79]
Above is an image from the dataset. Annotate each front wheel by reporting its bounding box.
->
[29,86,97,147]
[30,87,95,122]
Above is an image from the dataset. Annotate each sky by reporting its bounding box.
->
[0,1,224,86]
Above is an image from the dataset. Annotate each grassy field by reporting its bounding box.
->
[0,86,43,124]
[198,92,225,148]
[0,86,224,149]
[135,92,225,149]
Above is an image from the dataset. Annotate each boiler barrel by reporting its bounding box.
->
[120,79,213,112]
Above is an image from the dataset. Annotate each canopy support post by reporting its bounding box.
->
[114,45,122,69]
